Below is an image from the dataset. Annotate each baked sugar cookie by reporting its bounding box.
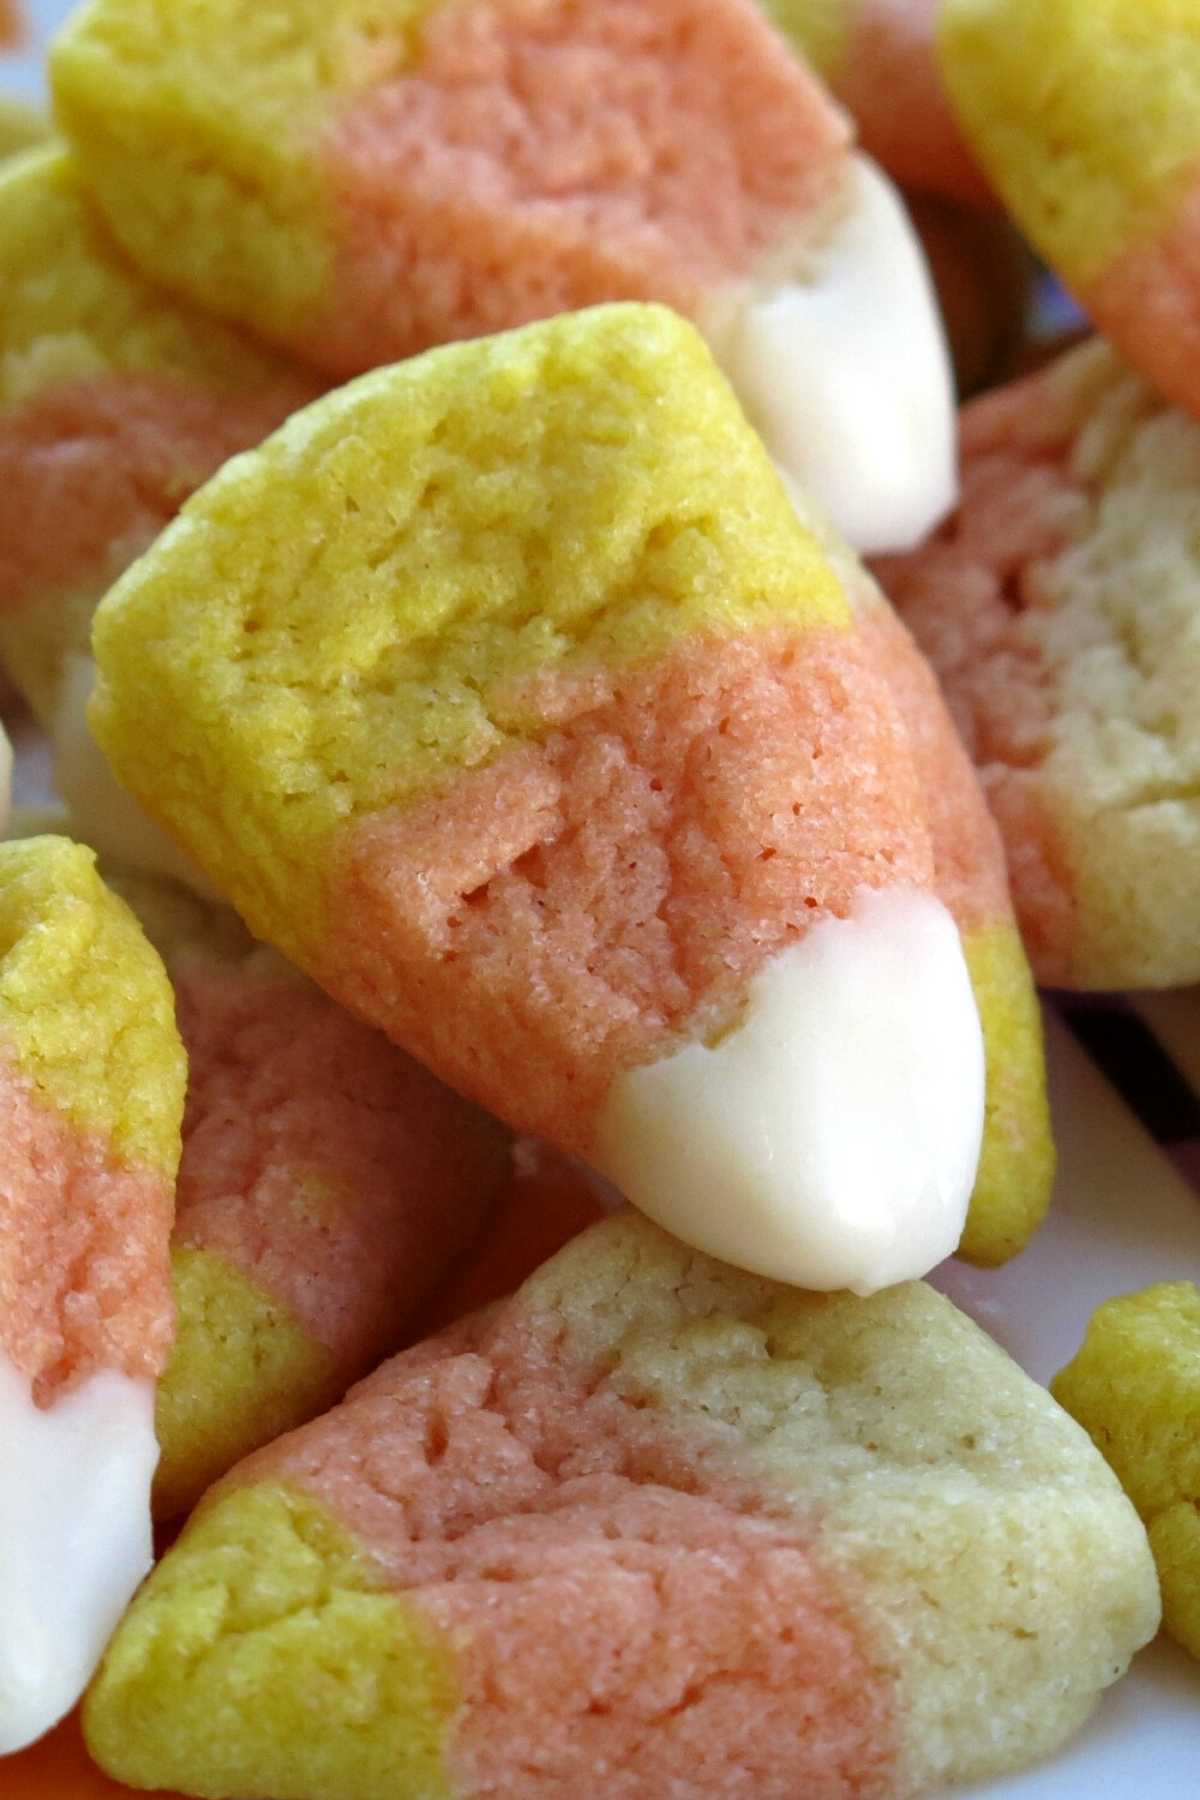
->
[0,836,184,1752]
[0,150,316,725]
[940,0,1200,420]
[1054,1281,1200,1660]
[877,336,1200,989]
[52,0,956,552]
[83,1211,1159,1799]
[89,304,985,1297]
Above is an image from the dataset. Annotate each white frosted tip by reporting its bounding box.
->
[0,1357,158,1753]
[594,886,984,1296]
[716,153,958,557]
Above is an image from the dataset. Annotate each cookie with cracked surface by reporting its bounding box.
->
[82,850,508,1522]
[50,0,955,552]
[1053,1281,1200,1661]
[0,834,185,1754]
[88,303,988,1298]
[83,1209,1159,1800]
[876,335,1200,989]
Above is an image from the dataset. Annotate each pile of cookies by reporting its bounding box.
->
[0,1,1196,1795]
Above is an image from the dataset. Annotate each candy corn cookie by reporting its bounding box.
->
[89,304,987,1297]
[877,336,1200,989]
[763,0,991,205]
[98,862,510,1520]
[83,1210,1159,1799]
[1053,1281,1200,1661]
[51,0,956,553]
[0,150,317,725]
[939,0,1200,420]
[0,835,185,1753]
[0,148,319,885]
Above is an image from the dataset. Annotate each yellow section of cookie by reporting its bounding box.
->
[0,148,306,407]
[0,835,184,1174]
[957,923,1055,1265]
[91,304,847,960]
[50,0,441,339]
[939,0,1200,283]
[154,1248,341,1521]
[0,151,318,730]
[84,1479,457,1797]
[1053,1281,1200,1659]
[1148,1503,1200,1659]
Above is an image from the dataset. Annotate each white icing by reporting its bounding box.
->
[0,1356,157,1753]
[52,653,218,899]
[594,886,984,1296]
[714,154,958,557]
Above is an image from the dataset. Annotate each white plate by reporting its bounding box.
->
[5,5,1199,1791]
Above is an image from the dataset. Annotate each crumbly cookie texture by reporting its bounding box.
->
[51,0,964,556]
[0,833,182,1398]
[877,335,1200,989]
[0,834,183,1182]
[50,0,849,371]
[84,1211,1158,1799]
[92,853,508,1520]
[0,835,184,1754]
[89,301,919,1144]
[1053,1281,1200,1659]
